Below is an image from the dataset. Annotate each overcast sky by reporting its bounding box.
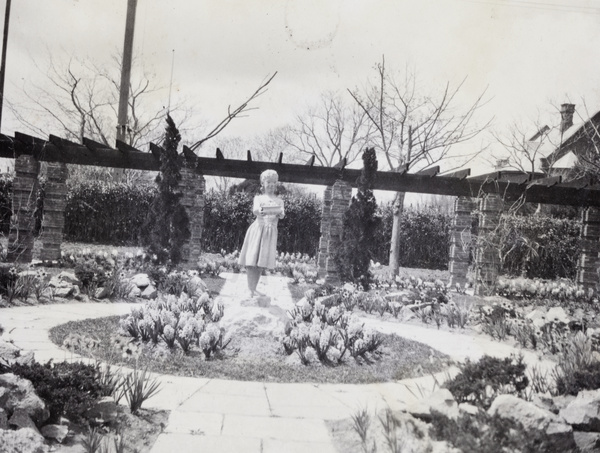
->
[2,0,600,177]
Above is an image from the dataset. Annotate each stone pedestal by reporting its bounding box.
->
[40,162,69,261]
[449,197,476,288]
[576,207,600,289]
[179,168,206,268]
[7,155,40,263]
[474,194,504,296]
[316,180,352,285]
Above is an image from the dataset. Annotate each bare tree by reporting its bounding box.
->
[572,100,600,180]
[349,57,491,274]
[282,91,374,167]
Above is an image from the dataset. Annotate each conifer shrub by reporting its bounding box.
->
[140,115,190,265]
[335,148,381,289]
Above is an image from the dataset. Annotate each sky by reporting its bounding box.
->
[2,0,600,182]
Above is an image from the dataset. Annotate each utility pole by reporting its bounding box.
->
[0,0,12,132]
[116,0,137,144]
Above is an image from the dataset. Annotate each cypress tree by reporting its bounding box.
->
[335,147,380,288]
[142,114,190,265]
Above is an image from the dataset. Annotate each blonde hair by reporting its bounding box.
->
[260,169,279,185]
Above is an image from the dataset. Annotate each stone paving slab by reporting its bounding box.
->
[222,414,332,442]
[195,378,267,398]
[151,433,262,453]
[177,391,272,417]
[262,438,339,453]
[163,411,223,435]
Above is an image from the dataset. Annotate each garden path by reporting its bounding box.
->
[0,272,558,453]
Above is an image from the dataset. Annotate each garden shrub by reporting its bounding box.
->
[373,206,451,270]
[430,409,563,453]
[64,181,156,244]
[141,115,190,265]
[444,355,529,409]
[11,360,108,424]
[335,148,381,289]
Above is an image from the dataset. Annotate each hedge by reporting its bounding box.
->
[0,176,585,279]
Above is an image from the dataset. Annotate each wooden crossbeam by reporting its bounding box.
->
[555,177,591,190]
[1,131,600,207]
[442,168,471,180]
[115,139,138,154]
[277,152,283,165]
[394,163,410,174]
[414,166,440,177]
[216,148,224,160]
[527,175,562,188]
[247,150,252,162]
[149,143,162,160]
[504,174,532,185]
[83,137,109,152]
[333,157,346,170]
[306,155,315,167]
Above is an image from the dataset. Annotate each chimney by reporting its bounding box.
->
[560,103,575,132]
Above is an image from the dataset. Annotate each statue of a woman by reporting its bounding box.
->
[238,169,285,297]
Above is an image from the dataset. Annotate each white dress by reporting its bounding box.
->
[238,194,285,269]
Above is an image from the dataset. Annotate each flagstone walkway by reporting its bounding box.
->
[0,272,557,453]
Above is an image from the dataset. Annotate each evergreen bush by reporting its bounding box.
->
[141,115,190,265]
[335,148,380,289]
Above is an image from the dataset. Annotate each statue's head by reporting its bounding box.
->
[260,169,279,195]
[260,169,279,186]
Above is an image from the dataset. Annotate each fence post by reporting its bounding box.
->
[576,207,600,290]
[449,196,476,289]
[323,180,352,285]
[7,155,40,263]
[40,162,69,262]
[474,193,504,296]
[179,167,205,268]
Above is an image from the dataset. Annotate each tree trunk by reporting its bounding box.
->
[388,191,406,275]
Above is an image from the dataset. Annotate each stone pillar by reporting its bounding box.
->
[576,207,600,289]
[449,196,476,288]
[40,162,69,262]
[317,185,333,278]
[179,168,206,268]
[323,180,352,285]
[7,155,41,263]
[474,193,504,296]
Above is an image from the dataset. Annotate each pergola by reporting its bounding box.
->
[2,131,600,293]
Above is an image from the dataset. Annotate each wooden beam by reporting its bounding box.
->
[247,150,252,162]
[115,139,138,154]
[216,148,224,160]
[182,145,197,162]
[504,174,532,185]
[83,137,109,152]
[149,142,162,160]
[333,157,346,170]
[2,132,600,207]
[442,168,471,180]
[305,155,315,167]
[414,166,440,177]
[527,175,562,188]
[555,177,591,190]
[277,152,283,165]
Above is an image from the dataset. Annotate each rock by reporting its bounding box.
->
[141,285,157,300]
[0,427,48,453]
[295,297,312,312]
[0,340,20,362]
[458,403,480,416]
[130,273,151,289]
[560,390,600,432]
[427,389,459,420]
[187,276,208,296]
[0,408,7,429]
[407,389,459,422]
[526,308,547,328]
[546,307,570,325]
[220,304,288,338]
[37,296,52,304]
[94,286,109,299]
[129,286,142,298]
[14,351,35,367]
[41,423,69,443]
[574,432,600,452]
[85,397,119,426]
[532,392,558,414]
[72,284,81,297]
[9,408,39,431]
[489,394,575,450]
[318,294,339,308]
[53,286,73,298]
[57,271,80,286]
[0,373,50,425]
[553,395,577,412]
